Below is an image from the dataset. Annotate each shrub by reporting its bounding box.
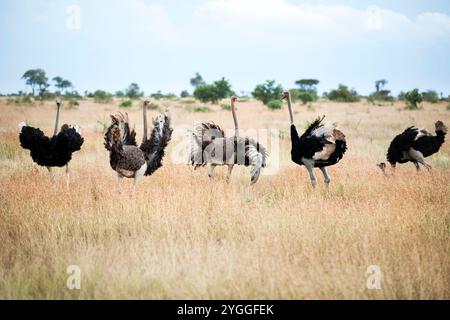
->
[115,91,125,98]
[421,90,439,103]
[405,89,423,110]
[193,78,233,104]
[252,80,284,105]
[67,99,79,109]
[267,100,283,110]
[119,100,133,108]
[221,103,231,111]
[327,84,360,102]
[125,83,143,100]
[180,90,190,98]
[398,91,407,101]
[193,106,211,113]
[290,89,318,104]
[93,90,113,104]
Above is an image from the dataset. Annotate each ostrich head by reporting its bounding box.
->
[282,91,290,100]
[144,100,150,106]
[56,98,61,107]
[231,96,238,103]
[435,121,448,134]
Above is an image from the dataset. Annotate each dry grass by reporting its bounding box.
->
[0,98,449,299]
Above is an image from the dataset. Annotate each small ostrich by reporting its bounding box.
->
[378,121,447,174]
[188,96,267,184]
[282,91,347,190]
[104,100,173,193]
[19,98,84,184]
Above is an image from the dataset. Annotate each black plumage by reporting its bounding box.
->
[104,101,173,193]
[379,121,447,172]
[290,116,347,168]
[19,100,84,180]
[283,92,347,189]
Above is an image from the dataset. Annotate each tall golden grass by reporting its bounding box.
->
[0,98,449,299]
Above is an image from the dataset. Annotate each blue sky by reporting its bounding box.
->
[1,0,450,96]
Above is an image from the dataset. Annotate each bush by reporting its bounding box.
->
[180,90,190,98]
[67,99,79,109]
[125,83,143,100]
[119,100,133,108]
[327,84,360,102]
[267,100,283,110]
[193,78,233,104]
[421,90,439,103]
[405,89,423,109]
[193,106,211,113]
[93,90,113,104]
[8,96,35,105]
[290,89,318,104]
[398,91,407,101]
[252,80,284,105]
[221,103,231,111]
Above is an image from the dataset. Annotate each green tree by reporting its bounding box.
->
[405,89,423,109]
[295,79,319,91]
[190,72,206,88]
[180,90,190,98]
[252,80,284,105]
[421,90,439,103]
[52,76,73,94]
[327,84,360,102]
[125,83,143,99]
[22,69,49,97]
[193,77,233,104]
[370,79,393,102]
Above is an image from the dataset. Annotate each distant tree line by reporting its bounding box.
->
[8,69,449,110]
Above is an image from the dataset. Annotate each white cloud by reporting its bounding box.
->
[196,0,450,38]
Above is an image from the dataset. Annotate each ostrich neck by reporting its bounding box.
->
[287,96,294,125]
[53,105,61,136]
[231,100,239,137]
[142,103,148,143]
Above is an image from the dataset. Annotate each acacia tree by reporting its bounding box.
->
[190,72,206,88]
[53,76,73,94]
[22,69,49,96]
[125,83,144,99]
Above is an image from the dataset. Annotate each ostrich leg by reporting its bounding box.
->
[65,164,70,188]
[409,149,432,171]
[303,159,317,189]
[132,164,147,194]
[413,162,420,172]
[46,166,55,182]
[226,164,234,183]
[208,164,217,179]
[116,173,122,194]
[320,167,331,191]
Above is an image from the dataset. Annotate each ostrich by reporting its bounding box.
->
[377,121,447,174]
[18,98,84,184]
[282,91,347,190]
[188,96,267,184]
[104,100,173,194]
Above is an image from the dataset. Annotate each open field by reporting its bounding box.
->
[0,98,449,299]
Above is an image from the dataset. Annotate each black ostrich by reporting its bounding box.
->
[104,100,173,194]
[188,96,267,185]
[19,99,84,184]
[378,121,447,174]
[282,91,347,190]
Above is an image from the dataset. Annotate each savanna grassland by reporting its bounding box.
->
[0,97,449,299]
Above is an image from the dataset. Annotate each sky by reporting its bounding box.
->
[1,0,450,96]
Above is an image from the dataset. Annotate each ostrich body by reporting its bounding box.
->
[104,101,173,193]
[378,121,447,173]
[282,91,347,189]
[19,99,84,183]
[188,96,267,184]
